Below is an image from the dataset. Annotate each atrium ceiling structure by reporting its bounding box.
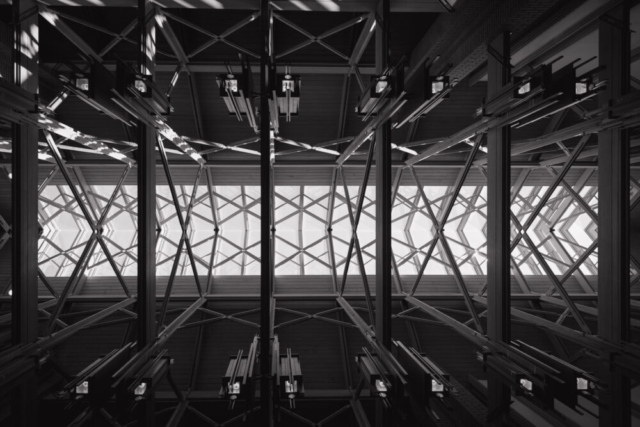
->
[0,0,639,426]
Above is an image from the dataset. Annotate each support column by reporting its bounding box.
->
[375,0,392,351]
[11,0,39,351]
[260,0,274,424]
[598,2,631,426]
[486,31,511,427]
[11,1,39,426]
[137,1,157,425]
[137,0,156,351]
[375,2,391,426]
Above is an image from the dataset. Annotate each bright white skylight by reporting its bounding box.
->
[37,184,601,278]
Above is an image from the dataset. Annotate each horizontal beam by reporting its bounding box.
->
[2,293,631,304]
[46,63,380,75]
[0,0,449,12]
[540,296,640,328]
[0,297,136,369]
[474,296,640,360]
[2,159,602,169]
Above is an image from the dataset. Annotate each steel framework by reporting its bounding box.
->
[0,0,639,426]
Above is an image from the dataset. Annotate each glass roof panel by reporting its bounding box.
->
[37,184,600,278]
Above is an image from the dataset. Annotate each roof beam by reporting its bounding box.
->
[405,0,562,83]
[469,0,635,84]
[45,63,380,75]
[0,0,451,12]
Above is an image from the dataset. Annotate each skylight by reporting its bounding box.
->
[37,184,601,278]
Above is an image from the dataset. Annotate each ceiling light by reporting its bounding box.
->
[133,382,147,396]
[394,71,450,128]
[218,59,258,133]
[134,79,148,94]
[356,75,396,121]
[75,77,89,92]
[274,71,301,122]
[125,354,172,399]
[225,77,238,93]
[57,62,133,125]
[220,336,258,409]
[519,378,533,391]
[275,342,304,408]
[576,377,591,391]
[75,380,89,395]
[376,78,389,94]
[517,82,531,96]
[115,60,173,118]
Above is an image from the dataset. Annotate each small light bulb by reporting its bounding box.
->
[432,81,444,94]
[285,380,297,393]
[575,82,587,95]
[431,379,444,392]
[282,79,295,92]
[8,289,12,296]
[519,378,533,391]
[75,78,89,91]
[134,382,147,396]
[576,377,589,391]
[226,79,238,92]
[375,379,387,393]
[518,82,531,95]
[134,79,147,93]
[229,382,241,394]
[375,80,388,94]
[75,381,89,395]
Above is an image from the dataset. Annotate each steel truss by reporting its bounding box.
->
[1,0,639,426]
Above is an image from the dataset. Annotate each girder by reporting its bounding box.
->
[0,0,639,425]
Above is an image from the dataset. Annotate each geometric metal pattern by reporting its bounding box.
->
[2,0,640,426]
[38,182,607,279]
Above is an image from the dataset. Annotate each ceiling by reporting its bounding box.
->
[1,0,639,425]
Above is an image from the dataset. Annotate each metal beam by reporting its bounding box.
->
[598,2,631,426]
[375,0,392,350]
[260,0,273,424]
[0,0,449,11]
[375,3,391,425]
[405,0,560,83]
[486,32,512,427]
[39,6,102,63]
[11,0,39,424]
[1,292,630,305]
[138,0,157,351]
[137,1,158,425]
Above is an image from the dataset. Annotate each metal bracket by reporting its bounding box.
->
[437,0,455,13]
[487,43,513,69]
[599,13,633,33]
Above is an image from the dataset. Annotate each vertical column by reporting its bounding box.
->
[11,1,39,426]
[598,2,631,426]
[260,0,274,424]
[375,2,392,426]
[137,1,157,425]
[137,0,156,351]
[11,0,39,348]
[375,0,392,350]
[486,31,511,426]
